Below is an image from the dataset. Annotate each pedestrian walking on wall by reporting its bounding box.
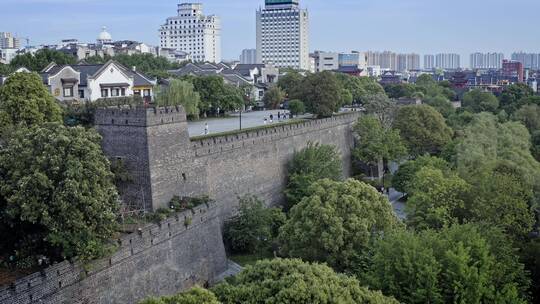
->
[204,123,209,135]
[270,114,274,123]
[278,111,281,120]
[264,117,268,125]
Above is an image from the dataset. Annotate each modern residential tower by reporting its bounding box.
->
[470,52,504,69]
[511,52,540,69]
[424,54,435,70]
[0,32,20,49]
[159,3,221,63]
[240,49,257,64]
[435,53,460,70]
[256,0,309,70]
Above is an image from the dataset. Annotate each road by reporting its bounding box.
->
[188,110,303,136]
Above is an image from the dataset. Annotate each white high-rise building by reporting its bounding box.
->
[240,49,257,64]
[0,32,21,49]
[470,52,504,69]
[435,53,460,70]
[159,3,221,63]
[424,55,435,70]
[256,0,309,70]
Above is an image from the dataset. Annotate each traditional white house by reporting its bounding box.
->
[40,60,156,103]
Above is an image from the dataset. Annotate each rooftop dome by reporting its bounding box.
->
[97,26,112,42]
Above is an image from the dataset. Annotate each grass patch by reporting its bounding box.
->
[190,119,307,141]
[229,251,274,267]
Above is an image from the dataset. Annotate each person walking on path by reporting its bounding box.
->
[270,114,274,123]
[264,117,268,125]
[204,123,209,135]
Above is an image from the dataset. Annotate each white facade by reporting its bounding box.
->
[159,3,221,63]
[256,0,309,70]
[240,49,257,64]
[0,32,20,49]
[0,48,18,64]
[435,53,460,70]
[470,52,504,69]
[424,54,435,70]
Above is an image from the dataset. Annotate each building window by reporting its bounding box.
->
[101,89,109,98]
[79,90,85,98]
[111,88,120,97]
[143,89,151,97]
[121,88,126,96]
[63,87,74,97]
[134,90,141,96]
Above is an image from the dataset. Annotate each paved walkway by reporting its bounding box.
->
[214,260,244,283]
[188,110,301,137]
[386,188,407,220]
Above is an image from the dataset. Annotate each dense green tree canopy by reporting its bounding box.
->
[0,72,62,134]
[154,79,200,117]
[223,196,285,254]
[499,83,535,114]
[384,83,417,99]
[284,143,343,209]
[513,103,540,133]
[424,95,455,118]
[140,287,220,304]
[279,179,399,271]
[0,123,119,266]
[277,70,303,97]
[293,71,344,117]
[287,99,305,116]
[189,75,244,115]
[462,89,499,113]
[393,105,453,156]
[262,86,285,109]
[363,224,529,304]
[406,167,470,230]
[336,73,385,104]
[213,259,399,304]
[363,93,398,128]
[392,156,449,194]
[353,115,407,177]
[9,49,76,71]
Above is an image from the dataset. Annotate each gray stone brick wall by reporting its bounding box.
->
[0,202,227,304]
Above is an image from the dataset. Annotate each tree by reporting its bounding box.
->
[223,195,285,254]
[363,224,529,304]
[154,79,200,117]
[190,76,244,115]
[353,115,407,178]
[262,86,285,109]
[363,93,398,128]
[406,167,470,230]
[213,258,399,304]
[0,63,13,76]
[287,99,305,116]
[277,70,303,97]
[140,287,220,304]
[336,73,385,104]
[295,71,343,117]
[499,83,534,114]
[279,179,399,272]
[392,156,449,194]
[462,89,499,113]
[284,143,343,209]
[424,95,455,118]
[393,105,453,156]
[468,163,535,238]
[513,103,540,133]
[0,72,62,134]
[0,123,119,266]
[9,49,76,71]
[384,83,417,99]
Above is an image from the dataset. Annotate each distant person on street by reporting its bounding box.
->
[204,123,209,135]
[278,111,281,120]
[264,117,268,125]
[270,114,274,123]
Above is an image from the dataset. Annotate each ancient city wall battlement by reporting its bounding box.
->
[94,105,187,127]
[191,113,360,157]
[0,201,227,304]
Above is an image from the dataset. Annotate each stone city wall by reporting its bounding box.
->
[0,202,227,304]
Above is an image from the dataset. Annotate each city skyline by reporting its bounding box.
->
[1,0,540,64]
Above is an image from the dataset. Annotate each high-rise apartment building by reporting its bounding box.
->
[311,51,366,73]
[424,55,435,70]
[435,53,460,70]
[396,53,420,72]
[470,52,504,69]
[511,52,540,69]
[366,51,397,70]
[0,32,21,49]
[240,49,257,64]
[256,0,309,70]
[159,3,221,63]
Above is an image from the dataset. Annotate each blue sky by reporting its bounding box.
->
[1,0,539,64]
